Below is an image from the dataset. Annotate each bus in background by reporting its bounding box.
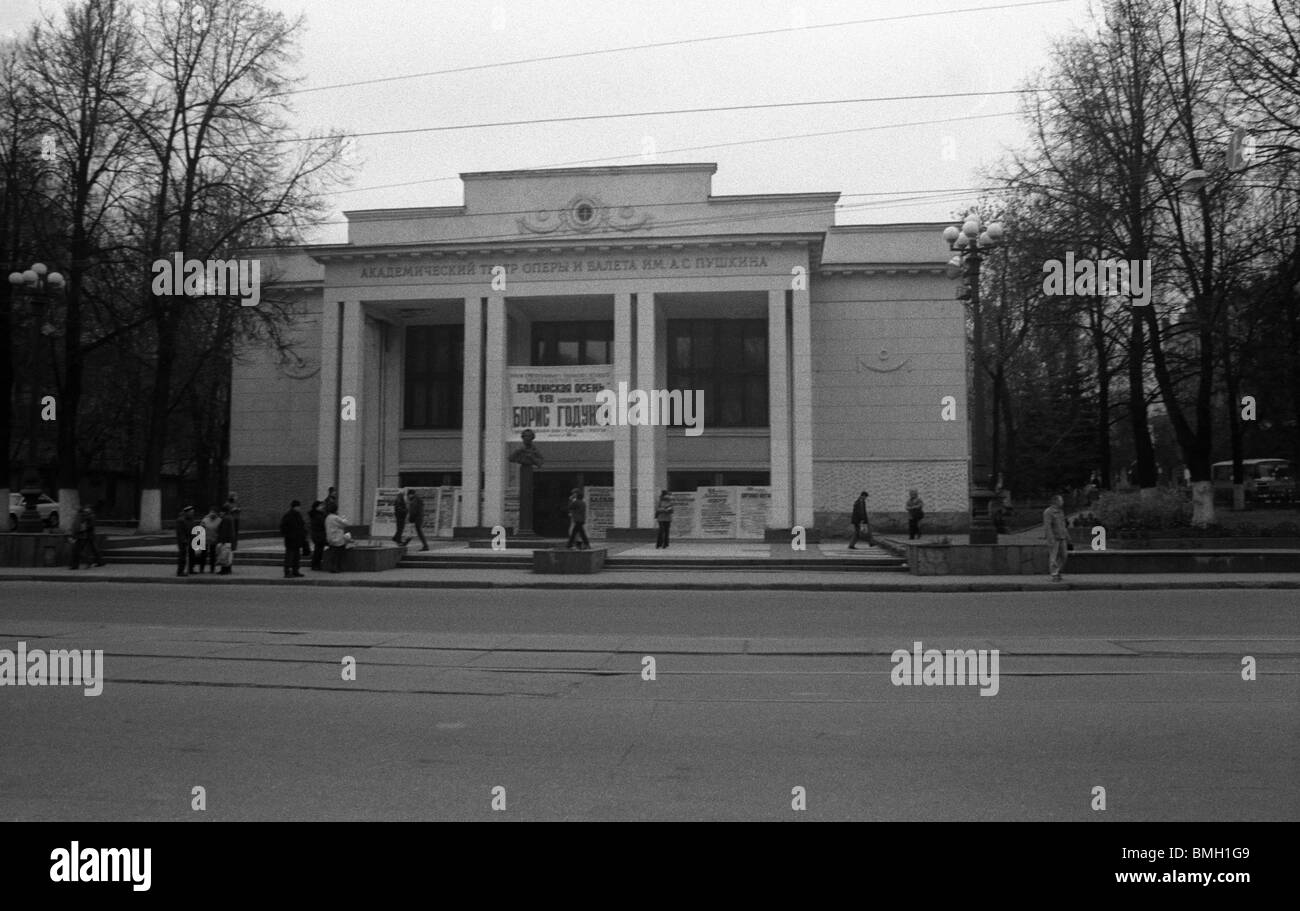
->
[1211,459,1297,505]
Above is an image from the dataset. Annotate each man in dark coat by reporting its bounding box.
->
[392,488,409,545]
[280,500,307,578]
[308,500,327,570]
[176,506,197,576]
[223,494,241,550]
[405,489,429,551]
[69,505,105,569]
[849,491,872,549]
[566,488,590,550]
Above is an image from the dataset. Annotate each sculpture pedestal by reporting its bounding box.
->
[532,547,607,574]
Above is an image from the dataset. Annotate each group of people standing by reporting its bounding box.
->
[276,493,352,577]
[174,498,239,576]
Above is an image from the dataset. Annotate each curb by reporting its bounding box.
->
[2,572,1299,592]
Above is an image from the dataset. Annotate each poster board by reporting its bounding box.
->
[507,365,613,441]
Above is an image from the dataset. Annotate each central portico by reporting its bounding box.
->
[312,163,823,536]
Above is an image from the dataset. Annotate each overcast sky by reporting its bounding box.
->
[3,0,1105,243]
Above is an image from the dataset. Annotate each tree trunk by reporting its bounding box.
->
[1091,299,1111,489]
[138,309,178,533]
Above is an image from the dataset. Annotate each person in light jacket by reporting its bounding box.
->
[1043,494,1070,582]
[325,508,350,573]
[654,490,674,549]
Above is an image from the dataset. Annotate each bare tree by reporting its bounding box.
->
[126,0,346,531]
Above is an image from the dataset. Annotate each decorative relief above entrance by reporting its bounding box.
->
[517,195,652,235]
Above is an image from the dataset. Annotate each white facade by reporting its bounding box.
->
[230,163,969,535]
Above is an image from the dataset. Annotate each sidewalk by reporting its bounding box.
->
[3,561,1298,591]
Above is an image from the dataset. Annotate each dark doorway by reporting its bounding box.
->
[531,471,612,537]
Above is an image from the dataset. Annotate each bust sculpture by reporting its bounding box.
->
[509,428,545,468]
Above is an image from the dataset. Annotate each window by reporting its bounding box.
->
[405,325,463,429]
[667,319,768,428]
[532,321,613,365]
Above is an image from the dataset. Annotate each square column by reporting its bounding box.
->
[481,295,507,527]
[635,292,659,527]
[460,297,484,527]
[791,287,814,526]
[767,290,792,530]
[613,292,633,528]
[381,322,401,487]
[337,300,365,521]
[316,301,341,502]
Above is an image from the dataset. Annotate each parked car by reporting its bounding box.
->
[8,492,60,530]
[1211,459,1298,504]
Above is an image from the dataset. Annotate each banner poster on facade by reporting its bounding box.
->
[434,487,459,537]
[738,487,771,539]
[697,486,740,538]
[585,486,614,538]
[370,487,403,539]
[669,491,697,538]
[507,365,614,441]
[370,487,461,539]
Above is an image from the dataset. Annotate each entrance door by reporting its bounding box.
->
[531,472,613,536]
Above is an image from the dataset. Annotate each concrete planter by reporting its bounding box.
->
[1,532,70,567]
[341,544,403,572]
[0,533,106,567]
[906,542,1048,576]
[532,548,607,574]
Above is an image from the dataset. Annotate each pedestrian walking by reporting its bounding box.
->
[654,490,674,549]
[68,505,105,569]
[325,508,349,573]
[199,506,221,573]
[279,500,307,578]
[566,488,590,550]
[176,506,197,576]
[848,491,872,548]
[215,506,235,575]
[905,489,924,540]
[308,500,327,570]
[323,486,338,515]
[405,489,428,550]
[1043,494,1070,582]
[223,494,241,550]
[392,488,409,545]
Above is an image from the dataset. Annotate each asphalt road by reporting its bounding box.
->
[1,582,1296,821]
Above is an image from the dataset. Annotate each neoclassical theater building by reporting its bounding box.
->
[231,163,969,537]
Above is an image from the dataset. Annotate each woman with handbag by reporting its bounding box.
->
[215,506,235,575]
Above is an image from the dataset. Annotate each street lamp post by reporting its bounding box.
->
[7,262,64,532]
[942,215,1006,545]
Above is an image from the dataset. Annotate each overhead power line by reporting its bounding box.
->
[277,0,1076,98]
[244,91,1035,148]
[325,110,1018,198]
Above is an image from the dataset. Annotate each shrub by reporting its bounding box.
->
[1094,489,1192,535]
